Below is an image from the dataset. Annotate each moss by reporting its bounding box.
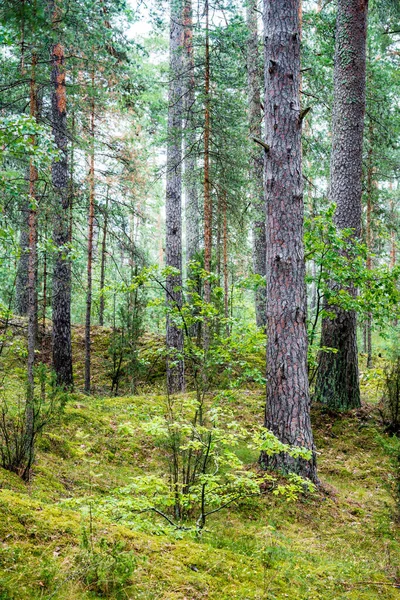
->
[0,387,398,598]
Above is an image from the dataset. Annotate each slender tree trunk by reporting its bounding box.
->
[222,191,229,337]
[260,0,317,482]
[315,0,368,410]
[15,198,30,316]
[99,192,109,326]
[84,71,95,395]
[183,0,199,266]
[390,184,396,269]
[247,0,266,330]
[50,20,73,389]
[166,0,185,394]
[15,0,29,317]
[365,121,373,369]
[203,0,212,350]
[24,53,39,479]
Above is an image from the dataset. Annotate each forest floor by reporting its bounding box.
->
[0,373,399,599]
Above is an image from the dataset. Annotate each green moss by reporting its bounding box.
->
[0,387,397,599]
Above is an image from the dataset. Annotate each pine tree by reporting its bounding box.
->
[165,0,185,393]
[50,0,73,389]
[260,0,317,482]
[315,0,369,411]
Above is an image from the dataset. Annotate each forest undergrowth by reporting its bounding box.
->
[0,331,398,600]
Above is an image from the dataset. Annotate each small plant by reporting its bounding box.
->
[75,533,136,597]
[0,369,67,480]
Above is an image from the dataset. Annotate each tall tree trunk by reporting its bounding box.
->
[24,53,39,480]
[50,20,73,389]
[15,198,29,316]
[365,120,373,369]
[390,184,396,269]
[247,0,266,330]
[203,0,212,350]
[99,192,109,327]
[260,0,317,482]
[183,0,199,266]
[166,0,185,394]
[222,191,229,337]
[15,0,29,317]
[315,0,368,410]
[84,71,95,395]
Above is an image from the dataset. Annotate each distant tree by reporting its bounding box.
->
[165,0,185,393]
[315,0,369,410]
[247,0,266,330]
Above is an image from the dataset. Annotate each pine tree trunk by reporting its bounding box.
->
[260,0,317,482]
[315,0,368,410]
[222,192,229,337]
[50,28,73,389]
[24,53,38,479]
[247,0,266,330]
[183,0,199,266]
[99,193,109,327]
[203,0,212,350]
[365,121,373,369]
[84,71,95,395]
[166,0,185,394]
[15,198,29,316]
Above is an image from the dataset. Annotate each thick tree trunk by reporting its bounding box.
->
[260,0,317,482]
[315,0,368,410]
[166,0,185,394]
[50,31,73,389]
[84,71,95,395]
[247,0,266,330]
[183,0,199,266]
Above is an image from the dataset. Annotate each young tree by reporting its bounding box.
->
[50,0,73,389]
[260,0,317,482]
[315,0,369,410]
[165,0,185,393]
[247,0,266,330]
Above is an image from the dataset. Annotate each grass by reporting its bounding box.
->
[0,385,398,599]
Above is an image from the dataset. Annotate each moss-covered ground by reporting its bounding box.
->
[0,382,398,599]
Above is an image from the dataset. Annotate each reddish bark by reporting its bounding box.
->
[260,0,317,482]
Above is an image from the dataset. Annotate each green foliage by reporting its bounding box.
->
[75,535,137,597]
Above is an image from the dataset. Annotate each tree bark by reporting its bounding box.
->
[166,0,185,394]
[222,191,229,337]
[203,0,212,350]
[183,0,199,266]
[99,192,109,327]
[15,198,29,316]
[84,70,95,395]
[315,0,368,410]
[247,0,266,330]
[24,53,38,479]
[365,120,374,369]
[260,0,317,482]
[50,23,73,389]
